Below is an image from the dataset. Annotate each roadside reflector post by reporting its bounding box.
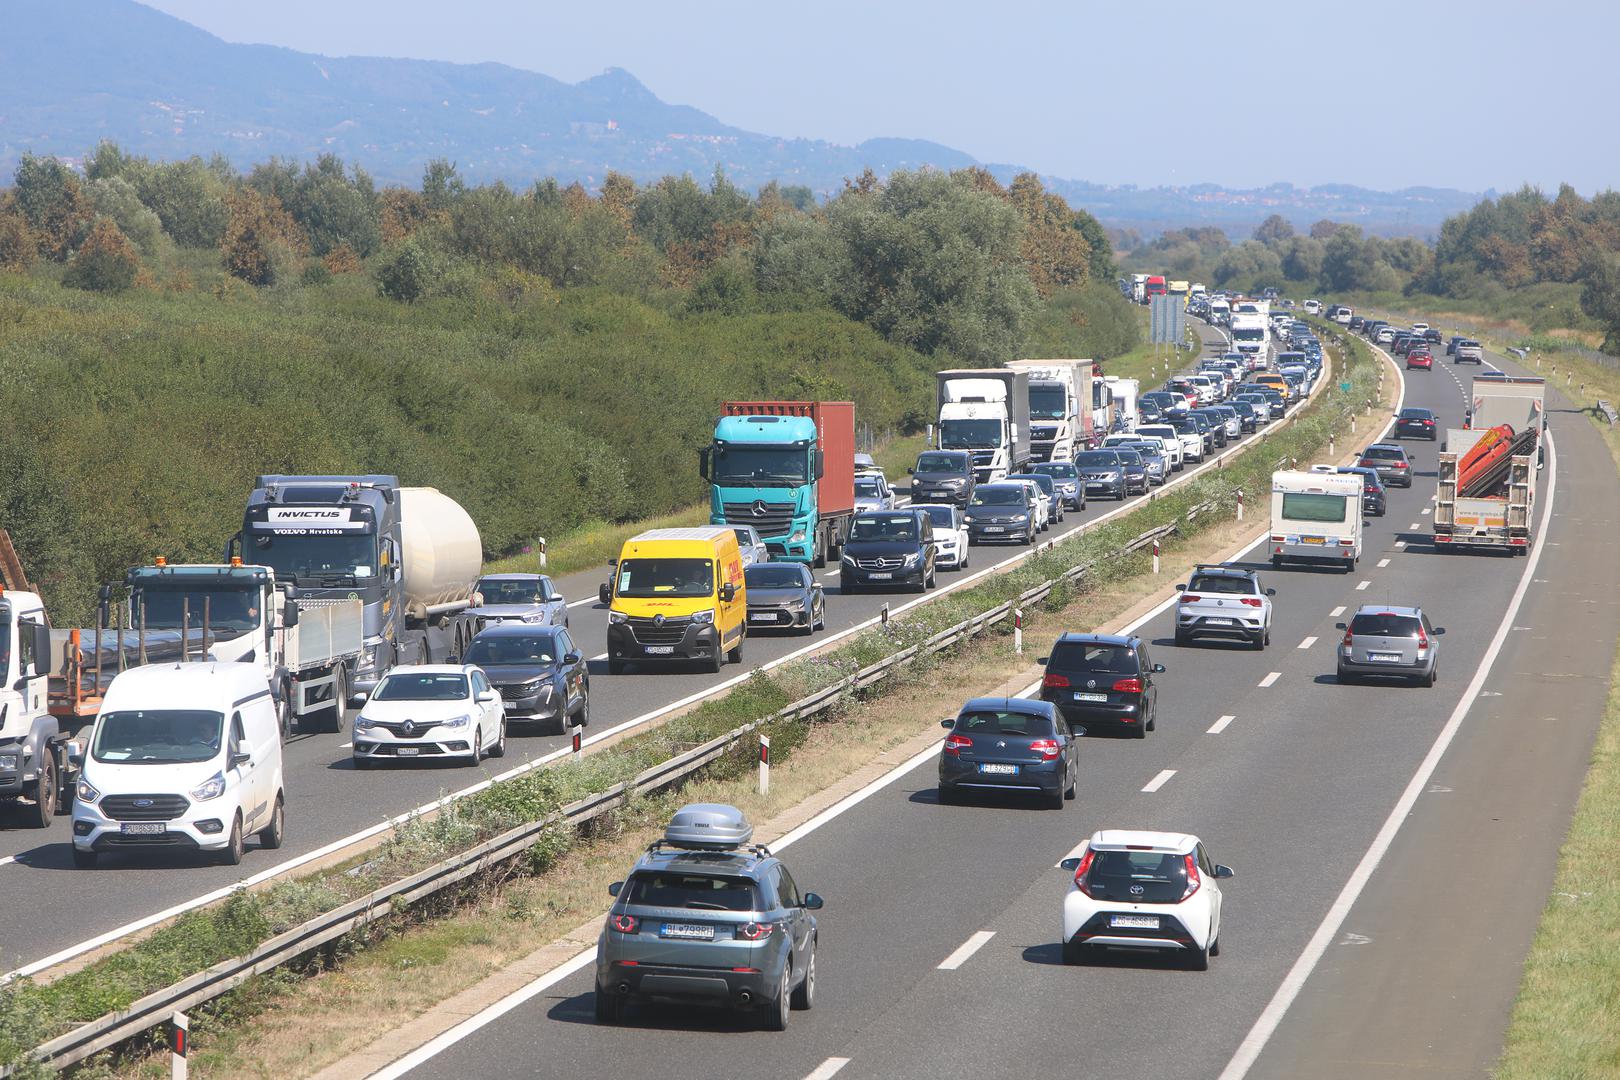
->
[880,603,890,628]
[536,537,548,569]
[1330,432,1336,456]
[171,1012,189,1080]
[759,734,770,796]
[1014,608,1023,655]
[571,723,581,758]
[1152,539,1161,575]
[1236,489,1244,522]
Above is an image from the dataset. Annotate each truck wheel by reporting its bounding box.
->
[812,533,826,569]
[275,683,293,741]
[326,668,349,735]
[28,754,56,829]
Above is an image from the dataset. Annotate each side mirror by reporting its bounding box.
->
[1059,857,1082,872]
[1037,655,1050,665]
[1152,663,1166,673]
[1266,587,1277,596]
[802,892,824,910]
[599,583,611,605]
[31,622,52,673]
[607,880,623,897]
[477,690,498,703]
[282,602,299,628]
[719,582,737,603]
[940,717,955,729]
[230,739,252,769]
[1174,583,1186,591]
[1433,627,1446,636]
[447,654,460,665]
[1214,864,1235,879]
[564,650,582,664]
[905,467,914,475]
[1334,622,1347,631]
[352,691,369,706]
[698,447,710,481]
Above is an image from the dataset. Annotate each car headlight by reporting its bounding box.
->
[522,612,547,624]
[902,551,922,566]
[943,477,966,487]
[789,529,807,543]
[691,609,716,625]
[190,771,226,802]
[76,777,100,803]
[963,514,978,523]
[354,715,377,731]
[1011,513,1029,522]
[538,682,555,700]
[841,554,856,566]
[784,597,806,611]
[608,611,628,625]
[440,714,471,730]
[0,751,19,772]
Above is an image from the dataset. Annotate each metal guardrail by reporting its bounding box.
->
[1599,401,1619,427]
[15,501,1217,1075]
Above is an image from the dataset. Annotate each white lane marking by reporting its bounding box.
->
[1141,769,1177,793]
[1330,605,1345,618]
[1297,636,1317,650]
[804,1059,852,1080]
[565,595,597,609]
[1409,523,1422,530]
[0,856,16,868]
[1356,580,1371,591]
[590,652,607,661]
[367,740,946,1080]
[1207,714,1236,735]
[938,930,997,970]
[1394,541,1406,550]
[1376,558,1391,568]
[340,742,352,749]
[1219,430,1558,1080]
[1258,672,1281,688]
[1422,507,1432,515]
[6,350,1336,981]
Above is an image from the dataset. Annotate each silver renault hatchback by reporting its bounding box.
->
[595,804,823,1030]
[1337,605,1441,686]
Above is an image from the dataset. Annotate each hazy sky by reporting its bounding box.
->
[142,0,1616,194]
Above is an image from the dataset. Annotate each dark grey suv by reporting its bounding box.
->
[596,804,823,1030]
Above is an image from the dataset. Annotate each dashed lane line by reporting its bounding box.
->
[1207,714,1237,735]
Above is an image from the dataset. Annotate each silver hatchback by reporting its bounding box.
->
[1337,605,1441,686]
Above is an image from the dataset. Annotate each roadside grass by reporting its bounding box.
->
[0,335,1380,1078]
[1492,342,1620,1080]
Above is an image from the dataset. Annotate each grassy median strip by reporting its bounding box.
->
[0,337,1381,1076]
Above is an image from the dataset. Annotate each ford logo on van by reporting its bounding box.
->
[133,798,154,808]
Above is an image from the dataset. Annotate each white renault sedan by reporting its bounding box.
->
[351,665,506,768]
[1059,829,1234,969]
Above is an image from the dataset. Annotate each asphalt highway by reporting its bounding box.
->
[394,338,1611,1080]
[0,325,1252,975]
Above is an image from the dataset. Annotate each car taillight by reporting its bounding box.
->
[1417,628,1429,649]
[736,922,775,941]
[1239,597,1263,607]
[1073,849,1097,895]
[1180,593,1201,603]
[611,914,639,934]
[1029,738,1061,761]
[944,733,973,756]
[1394,461,1409,469]
[1112,677,1143,693]
[1042,672,1070,689]
[1182,853,1202,900]
[1342,629,1353,648]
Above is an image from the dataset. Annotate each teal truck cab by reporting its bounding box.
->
[701,401,857,567]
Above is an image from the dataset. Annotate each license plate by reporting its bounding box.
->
[643,645,675,655]
[1073,692,1108,702]
[120,822,165,835]
[978,763,1018,775]
[659,923,714,940]
[395,745,421,756]
[1205,617,1234,626]
[1110,914,1159,929]
[1369,652,1402,662]
[868,572,892,580]
[982,526,1005,533]
[749,612,778,623]
[1301,536,1325,545]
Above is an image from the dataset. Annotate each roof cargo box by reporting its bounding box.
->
[665,803,754,850]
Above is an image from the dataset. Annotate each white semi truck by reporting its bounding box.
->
[0,587,76,827]
[936,370,1033,483]
[1231,311,1270,370]
[1007,359,1096,462]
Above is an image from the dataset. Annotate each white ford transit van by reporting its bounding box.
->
[72,663,284,867]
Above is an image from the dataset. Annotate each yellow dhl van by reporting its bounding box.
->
[1255,372,1293,400]
[600,527,746,674]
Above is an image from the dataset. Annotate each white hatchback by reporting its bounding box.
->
[351,665,507,767]
[914,503,970,570]
[1059,829,1234,969]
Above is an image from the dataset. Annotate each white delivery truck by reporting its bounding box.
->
[1434,375,1546,555]
[1269,470,1363,571]
[1102,376,1141,432]
[936,370,1033,483]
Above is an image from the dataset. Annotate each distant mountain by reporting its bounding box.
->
[0,0,1483,235]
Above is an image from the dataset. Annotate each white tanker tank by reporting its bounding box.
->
[398,487,482,620]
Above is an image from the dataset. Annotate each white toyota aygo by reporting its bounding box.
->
[1059,829,1234,969]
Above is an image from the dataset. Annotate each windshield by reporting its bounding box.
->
[939,419,1003,449]
[915,453,967,474]
[1281,492,1348,523]
[970,487,1024,507]
[1075,451,1119,466]
[615,558,714,599]
[922,507,957,528]
[1362,447,1404,461]
[1029,385,1069,419]
[92,709,223,765]
[1034,463,1077,479]
[850,514,917,541]
[465,634,556,665]
[710,445,809,486]
[477,578,546,605]
[952,710,1056,737]
[1188,573,1255,594]
[1350,613,1422,636]
[1114,451,1143,466]
[249,531,377,583]
[855,478,883,497]
[745,565,805,589]
[1083,849,1192,904]
[374,672,469,701]
[133,584,261,634]
[1398,409,1431,419]
[623,872,762,912]
[1233,328,1265,342]
[1010,474,1054,495]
